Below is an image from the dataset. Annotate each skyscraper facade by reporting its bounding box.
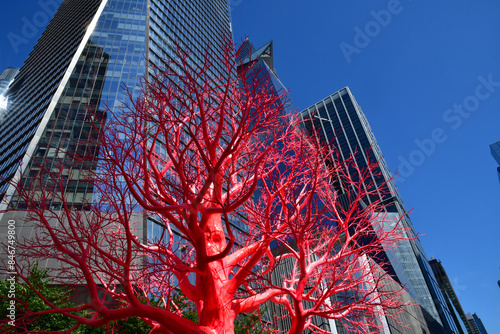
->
[0,0,232,259]
[300,87,458,333]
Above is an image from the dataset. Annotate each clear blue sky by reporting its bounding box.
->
[1,1,499,332]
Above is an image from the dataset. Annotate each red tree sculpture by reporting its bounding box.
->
[2,42,409,334]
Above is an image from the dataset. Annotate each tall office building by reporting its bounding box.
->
[300,87,458,333]
[0,67,19,96]
[490,140,500,183]
[236,39,338,332]
[0,67,18,118]
[237,38,295,116]
[0,0,232,258]
[465,313,488,334]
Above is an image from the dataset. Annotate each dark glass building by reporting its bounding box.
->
[236,39,330,332]
[466,313,489,334]
[430,258,470,334]
[0,0,232,263]
[300,87,458,333]
[237,38,295,116]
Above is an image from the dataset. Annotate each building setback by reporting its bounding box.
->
[300,87,459,334]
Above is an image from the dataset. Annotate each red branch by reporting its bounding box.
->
[1,40,411,334]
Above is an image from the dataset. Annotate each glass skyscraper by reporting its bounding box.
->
[0,67,18,119]
[300,87,458,334]
[0,67,19,96]
[466,313,489,334]
[237,38,296,117]
[0,0,232,259]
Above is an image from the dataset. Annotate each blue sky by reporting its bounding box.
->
[1,0,499,332]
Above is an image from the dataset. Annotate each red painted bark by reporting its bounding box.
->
[2,41,410,333]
